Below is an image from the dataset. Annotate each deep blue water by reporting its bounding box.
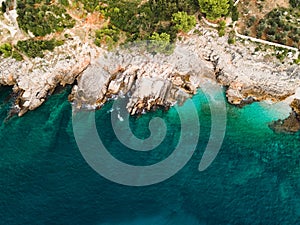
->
[1,86,300,225]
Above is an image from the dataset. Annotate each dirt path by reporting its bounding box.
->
[234,25,299,59]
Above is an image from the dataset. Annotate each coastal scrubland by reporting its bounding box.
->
[238,0,300,49]
[0,0,299,60]
[0,0,235,58]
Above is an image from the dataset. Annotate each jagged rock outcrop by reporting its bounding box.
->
[70,44,212,114]
[0,37,95,116]
[185,29,300,105]
[269,98,300,133]
[70,29,300,116]
[1,27,300,118]
[291,98,300,116]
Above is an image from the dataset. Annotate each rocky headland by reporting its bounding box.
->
[0,36,95,116]
[1,26,300,131]
[269,98,300,133]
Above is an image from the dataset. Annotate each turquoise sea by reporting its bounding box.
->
[1,85,300,225]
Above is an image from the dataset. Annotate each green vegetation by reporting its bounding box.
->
[172,11,196,33]
[246,16,256,28]
[147,32,173,54]
[198,0,230,20]
[0,43,12,58]
[294,54,300,64]
[149,32,170,42]
[228,30,236,44]
[94,25,120,50]
[16,39,64,58]
[59,0,69,7]
[0,43,23,61]
[218,20,226,37]
[1,2,7,13]
[76,0,100,12]
[17,0,75,36]
[13,0,234,52]
[274,47,292,62]
[11,51,23,61]
[1,0,14,13]
[11,0,237,54]
[256,8,300,48]
[290,0,300,8]
[229,0,239,21]
[0,0,253,61]
[82,0,199,43]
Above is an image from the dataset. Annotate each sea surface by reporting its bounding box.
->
[1,85,300,225]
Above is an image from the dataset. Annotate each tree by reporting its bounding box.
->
[0,43,12,58]
[198,0,229,20]
[149,32,170,42]
[290,0,300,8]
[171,11,196,32]
[218,20,226,36]
[1,2,7,13]
[231,5,239,21]
[16,39,64,58]
[94,26,120,50]
[148,32,173,54]
[59,0,69,6]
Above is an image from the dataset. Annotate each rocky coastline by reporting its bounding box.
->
[0,36,95,116]
[1,27,300,132]
[269,98,300,133]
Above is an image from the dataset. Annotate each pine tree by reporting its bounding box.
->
[198,0,229,20]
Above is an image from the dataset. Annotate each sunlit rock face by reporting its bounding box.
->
[0,37,93,116]
[2,28,300,117]
[269,98,300,133]
[70,42,213,115]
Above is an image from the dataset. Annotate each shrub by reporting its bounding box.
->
[218,20,226,37]
[171,11,196,33]
[246,16,256,27]
[1,2,7,13]
[0,43,12,58]
[94,26,120,49]
[148,32,173,54]
[231,5,239,21]
[12,51,23,61]
[256,30,263,38]
[290,0,300,8]
[16,39,64,58]
[228,31,236,44]
[198,0,230,20]
[257,22,266,32]
[17,0,75,36]
[0,43,24,60]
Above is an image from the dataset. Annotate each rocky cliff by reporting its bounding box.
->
[0,37,95,116]
[1,27,300,132]
[269,98,300,133]
[70,28,300,120]
[69,42,214,115]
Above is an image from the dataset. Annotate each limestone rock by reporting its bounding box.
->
[291,98,300,116]
[269,98,300,133]
[0,37,95,116]
[70,44,206,115]
[2,26,300,118]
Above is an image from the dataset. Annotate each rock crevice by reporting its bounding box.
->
[1,28,300,124]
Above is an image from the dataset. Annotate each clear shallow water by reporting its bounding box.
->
[0,87,300,225]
